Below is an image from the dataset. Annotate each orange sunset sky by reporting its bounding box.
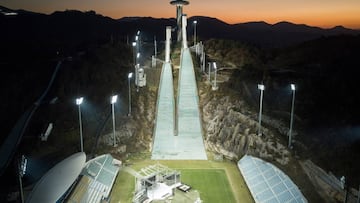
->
[2,0,360,29]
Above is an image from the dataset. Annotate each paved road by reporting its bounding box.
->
[0,60,63,175]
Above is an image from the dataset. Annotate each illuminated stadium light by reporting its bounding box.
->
[289,84,296,148]
[212,62,218,91]
[257,84,265,91]
[128,73,133,116]
[75,97,83,105]
[75,97,84,152]
[111,95,118,104]
[257,84,265,136]
[193,20,197,46]
[291,83,296,91]
[111,95,118,147]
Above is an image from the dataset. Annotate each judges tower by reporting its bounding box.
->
[170,0,189,42]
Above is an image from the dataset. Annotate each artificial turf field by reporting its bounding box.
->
[180,169,236,203]
[110,154,254,203]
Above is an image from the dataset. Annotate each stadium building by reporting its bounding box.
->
[26,152,121,203]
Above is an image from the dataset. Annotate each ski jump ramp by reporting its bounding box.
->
[151,49,207,160]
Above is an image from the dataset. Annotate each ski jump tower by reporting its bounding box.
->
[170,0,189,42]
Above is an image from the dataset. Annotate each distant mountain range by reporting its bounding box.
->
[1,5,359,50]
[184,16,360,47]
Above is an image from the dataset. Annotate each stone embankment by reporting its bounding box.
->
[201,94,291,165]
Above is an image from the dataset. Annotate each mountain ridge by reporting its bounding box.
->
[1,5,359,48]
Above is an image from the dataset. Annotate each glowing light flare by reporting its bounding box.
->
[111,95,118,104]
[258,84,265,91]
[128,72,133,78]
[76,97,83,105]
[291,84,296,91]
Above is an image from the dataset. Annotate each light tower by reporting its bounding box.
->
[170,0,189,42]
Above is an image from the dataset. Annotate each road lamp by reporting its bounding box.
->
[18,155,27,203]
[193,20,197,46]
[128,72,133,116]
[289,84,296,148]
[257,84,265,136]
[76,97,84,152]
[111,95,118,147]
[212,62,218,91]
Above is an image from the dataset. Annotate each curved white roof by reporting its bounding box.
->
[26,152,86,203]
[238,155,307,203]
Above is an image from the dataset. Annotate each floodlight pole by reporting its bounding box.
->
[288,84,296,148]
[212,62,218,91]
[136,31,140,55]
[136,63,140,92]
[132,42,136,66]
[136,52,140,67]
[18,155,27,203]
[193,20,197,46]
[111,95,118,147]
[208,62,211,83]
[18,173,24,203]
[154,36,157,59]
[214,63,217,88]
[18,172,24,203]
[78,105,83,152]
[76,97,84,152]
[258,84,265,136]
[202,51,206,72]
[128,73,133,116]
[135,35,139,53]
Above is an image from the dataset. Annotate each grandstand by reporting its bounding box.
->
[26,152,86,203]
[26,153,121,203]
[238,155,307,203]
[66,154,121,203]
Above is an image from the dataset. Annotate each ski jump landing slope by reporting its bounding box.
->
[152,49,207,160]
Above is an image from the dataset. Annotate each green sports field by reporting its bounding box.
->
[110,154,253,203]
[180,169,236,203]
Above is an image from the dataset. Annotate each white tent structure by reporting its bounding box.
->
[238,155,307,203]
[26,152,86,203]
